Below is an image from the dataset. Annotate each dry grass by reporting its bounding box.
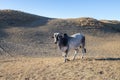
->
[0,57,120,80]
[0,35,120,80]
[0,9,49,27]
[0,10,120,80]
[47,17,104,28]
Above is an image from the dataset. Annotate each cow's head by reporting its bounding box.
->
[52,33,62,44]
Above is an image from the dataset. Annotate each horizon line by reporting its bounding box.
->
[0,9,120,21]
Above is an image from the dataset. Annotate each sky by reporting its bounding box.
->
[0,0,120,20]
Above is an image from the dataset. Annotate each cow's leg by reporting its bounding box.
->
[81,47,86,59]
[80,36,86,59]
[64,53,67,62]
[73,49,79,60]
[64,49,69,62]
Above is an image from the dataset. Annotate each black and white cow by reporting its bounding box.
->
[53,32,86,62]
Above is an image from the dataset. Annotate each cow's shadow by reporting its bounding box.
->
[95,57,120,61]
[69,57,120,62]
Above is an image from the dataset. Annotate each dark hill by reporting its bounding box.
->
[0,10,50,28]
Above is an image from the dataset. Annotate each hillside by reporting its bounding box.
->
[0,10,120,57]
[0,10,120,31]
[0,10,120,80]
[0,10,50,27]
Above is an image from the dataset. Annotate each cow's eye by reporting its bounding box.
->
[55,35,57,37]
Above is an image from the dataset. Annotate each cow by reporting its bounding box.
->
[52,32,86,62]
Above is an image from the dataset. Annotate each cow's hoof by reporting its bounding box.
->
[81,56,83,59]
[64,59,70,62]
[66,59,70,61]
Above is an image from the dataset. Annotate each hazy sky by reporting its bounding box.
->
[0,0,120,20]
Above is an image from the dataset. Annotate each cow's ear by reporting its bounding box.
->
[64,33,68,37]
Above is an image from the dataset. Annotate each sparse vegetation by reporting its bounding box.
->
[0,9,50,27]
[47,17,104,28]
[0,10,120,80]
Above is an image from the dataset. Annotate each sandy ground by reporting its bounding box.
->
[0,57,120,80]
[0,34,120,80]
